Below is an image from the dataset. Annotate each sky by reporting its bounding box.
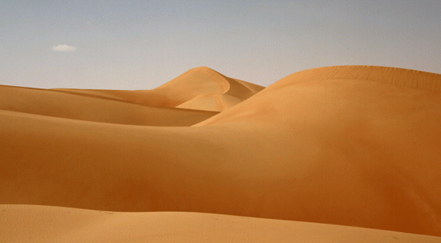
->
[1,0,440,89]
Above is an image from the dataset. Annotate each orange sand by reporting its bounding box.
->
[1,66,440,241]
[1,205,440,243]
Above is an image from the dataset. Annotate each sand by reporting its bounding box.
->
[52,66,264,112]
[1,66,440,241]
[0,84,218,126]
[2,205,440,243]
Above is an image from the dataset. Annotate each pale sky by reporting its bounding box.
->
[1,0,440,89]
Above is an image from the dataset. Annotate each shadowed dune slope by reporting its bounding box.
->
[0,84,217,126]
[1,205,440,243]
[1,66,440,237]
[55,66,264,111]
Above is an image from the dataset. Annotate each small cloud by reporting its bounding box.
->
[52,44,76,52]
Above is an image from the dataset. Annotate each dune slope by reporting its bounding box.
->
[55,66,264,111]
[1,205,440,243]
[0,84,218,126]
[0,66,440,237]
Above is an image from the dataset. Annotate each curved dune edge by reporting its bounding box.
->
[1,205,440,243]
[54,66,264,111]
[268,65,441,92]
[197,65,441,126]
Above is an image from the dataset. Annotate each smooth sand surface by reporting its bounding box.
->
[0,84,218,126]
[1,205,440,243]
[1,66,440,241]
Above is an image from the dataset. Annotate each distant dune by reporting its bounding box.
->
[53,66,264,111]
[1,66,440,241]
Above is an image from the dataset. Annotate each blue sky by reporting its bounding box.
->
[1,0,440,89]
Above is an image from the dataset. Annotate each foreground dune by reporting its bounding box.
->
[1,66,441,239]
[1,205,440,243]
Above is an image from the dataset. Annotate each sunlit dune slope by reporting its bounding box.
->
[1,66,440,236]
[1,205,440,243]
[198,65,441,125]
[195,66,441,235]
[0,84,217,126]
[56,66,264,111]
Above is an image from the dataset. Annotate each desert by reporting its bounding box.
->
[1,65,441,242]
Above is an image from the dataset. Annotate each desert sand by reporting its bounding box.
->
[2,205,440,243]
[1,66,440,241]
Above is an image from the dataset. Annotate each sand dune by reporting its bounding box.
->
[1,205,440,243]
[0,84,217,126]
[54,66,264,111]
[1,65,441,240]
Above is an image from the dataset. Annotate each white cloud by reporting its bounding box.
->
[52,44,76,52]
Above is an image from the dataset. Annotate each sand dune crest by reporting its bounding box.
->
[56,66,264,112]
